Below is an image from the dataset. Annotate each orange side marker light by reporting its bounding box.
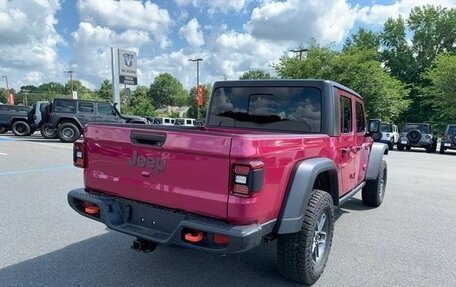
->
[185,231,204,243]
[85,206,100,215]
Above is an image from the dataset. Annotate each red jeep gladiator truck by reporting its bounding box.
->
[68,80,388,284]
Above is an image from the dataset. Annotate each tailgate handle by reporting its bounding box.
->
[131,131,166,147]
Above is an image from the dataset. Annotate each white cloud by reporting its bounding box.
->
[71,22,152,89]
[245,0,357,44]
[0,0,63,88]
[357,0,456,25]
[179,18,205,47]
[210,31,284,80]
[77,0,172,44]
[173,0,247,14]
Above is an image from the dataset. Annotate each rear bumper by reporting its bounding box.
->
[441,141,456,149]
[68,188,275,254]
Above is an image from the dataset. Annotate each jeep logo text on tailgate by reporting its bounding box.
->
[128,151,166,173]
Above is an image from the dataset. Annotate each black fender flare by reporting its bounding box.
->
[8,116,29,125]
[57,117,84,131]
[366,143,388,180]
[275,157,338,234]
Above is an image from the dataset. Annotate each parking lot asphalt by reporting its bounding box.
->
[1,133,456,287]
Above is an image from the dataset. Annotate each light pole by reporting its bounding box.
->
[289,48,309,60]
[189,58,203,119]
[1,75,9,93]
[64,70,74,97]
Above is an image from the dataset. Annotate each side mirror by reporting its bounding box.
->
[368,119,381,133]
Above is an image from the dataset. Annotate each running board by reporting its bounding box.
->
[339,182,366,206]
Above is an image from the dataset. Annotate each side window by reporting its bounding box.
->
[340,96,352,133]
[355,102,365,133]
[97,103,113,115]
[78,102,94,113]
[54,100,75,113]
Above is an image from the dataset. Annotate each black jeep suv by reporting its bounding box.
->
[0,104,33,136]
[46,99,148,143]
[397,123,437,153]
[440,124,456,154]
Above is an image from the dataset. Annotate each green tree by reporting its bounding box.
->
[96,79,112,101]
[148,73,188,107]
[38,82,66,95]
[343,28,380,51]
[423,54,456,130]
[275,46,409,121]
[408,5,456,74]
[0,87,7,103]
[381,16,418,84]
[187,84,212,118]
[130,94,155,117]
[240,69,273,80]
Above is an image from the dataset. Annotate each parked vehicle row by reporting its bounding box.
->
[370,122,455,154]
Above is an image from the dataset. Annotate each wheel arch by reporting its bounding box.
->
[275,157,338,234]
[9,116,29,125]
[57,118,83,131]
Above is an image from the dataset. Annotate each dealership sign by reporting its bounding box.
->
[118,49,138,85]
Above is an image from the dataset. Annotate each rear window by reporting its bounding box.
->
[380,123,392,132]
[403,124,430,134]
[447,126,456,135]
[208,86,322,133]
[54,100,75,113]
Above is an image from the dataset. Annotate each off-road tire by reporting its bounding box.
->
[40,123,58,139]
[0,126,7,134]
[406,145,411,151]
[397,143,404,151]
[432,142,437,153]
[11,121,31,136]
[277,189,334,285]
[58,122,81,143]
[388,142,393,150]
[362,160,387,207]
[425,144,433,153]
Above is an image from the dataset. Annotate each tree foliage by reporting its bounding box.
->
[240,69,273,80]
[275,45,409,122]
[96,79,112,101]
[187,84,212,118]
[423,54,456,129]
[148,73,188,107]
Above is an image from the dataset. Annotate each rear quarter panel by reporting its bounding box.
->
[227,134,336,224]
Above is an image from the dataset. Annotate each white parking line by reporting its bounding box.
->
[0,152,7,156]
[16,140,74,150]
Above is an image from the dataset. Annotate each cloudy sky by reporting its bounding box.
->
[0,0,454,91]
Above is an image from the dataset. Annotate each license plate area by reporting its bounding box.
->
[401,141,407,145]
[444,143,451,147]
[117,200,186,234]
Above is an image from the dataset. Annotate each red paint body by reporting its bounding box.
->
[83,119,372,226]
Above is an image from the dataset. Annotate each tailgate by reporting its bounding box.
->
[83,125,232,219]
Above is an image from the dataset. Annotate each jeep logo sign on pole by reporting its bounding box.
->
[118,49,138,85]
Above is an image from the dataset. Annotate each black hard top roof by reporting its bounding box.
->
[212,79,363,99]
[54,98,111,104]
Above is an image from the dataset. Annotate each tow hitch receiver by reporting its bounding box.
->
[131,238,157,253]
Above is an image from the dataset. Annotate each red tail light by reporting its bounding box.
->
[231,161,264,197]
[73,140,86,168]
